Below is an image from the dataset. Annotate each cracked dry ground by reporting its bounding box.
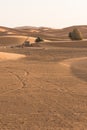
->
[0,45,87,130]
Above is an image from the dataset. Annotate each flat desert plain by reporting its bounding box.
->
[0,26,87,129]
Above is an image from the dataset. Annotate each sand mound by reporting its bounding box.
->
[0,28,6,32]
[60,57,87,67]
[0,52,26,61]
[0,36,26,46]
[30,30,39,33]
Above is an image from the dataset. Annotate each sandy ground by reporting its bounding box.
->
[0,35,50,44]
[0,52,26,61]
[0,41,87,129]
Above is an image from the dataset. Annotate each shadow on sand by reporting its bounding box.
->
[71,59,87,82]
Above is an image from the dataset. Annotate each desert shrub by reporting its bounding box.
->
[22,41,31,47]
[35,37,43,42]
[69,28,83,40]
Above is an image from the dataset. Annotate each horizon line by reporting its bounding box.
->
[0,24,87,29]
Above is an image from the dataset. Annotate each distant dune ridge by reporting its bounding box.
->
[0,25,86,47]
[0,25,86,43]
[14,25,87,40]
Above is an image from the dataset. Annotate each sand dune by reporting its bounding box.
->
[0,26,87,129]
[0,52,26,61]
[0,36,26,46]
[0,35,37,46]
[0,35,50,47]
[0,28,6,32]
[15,25,87,40]
[60,57,87,67]
[0,25,87,43]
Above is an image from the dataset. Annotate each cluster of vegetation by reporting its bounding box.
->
[35,37,43,42]
[22,41,31,47]
[69,28,83,40]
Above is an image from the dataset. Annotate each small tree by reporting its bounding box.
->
[69,28,83,40]
[35,37,43,42]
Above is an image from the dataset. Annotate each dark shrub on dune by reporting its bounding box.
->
[69,28,83,40]
[35,37,43,42]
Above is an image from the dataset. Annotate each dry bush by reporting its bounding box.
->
[69,28,83,40]
[35,37,43,42]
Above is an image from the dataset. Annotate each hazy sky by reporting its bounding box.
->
[0,0,87,28]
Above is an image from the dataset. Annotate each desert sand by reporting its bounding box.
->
[0,26,87,129]
[0,52,26,61]
[0,42,87,130]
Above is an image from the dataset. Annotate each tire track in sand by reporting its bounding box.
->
[0,68,30,96]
